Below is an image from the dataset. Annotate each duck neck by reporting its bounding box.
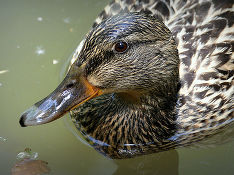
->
[72,84,179,146]
[118,87,179,140]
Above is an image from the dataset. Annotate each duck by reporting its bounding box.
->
[19,0,234,159]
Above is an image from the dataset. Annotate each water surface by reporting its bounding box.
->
[0,0,234,174]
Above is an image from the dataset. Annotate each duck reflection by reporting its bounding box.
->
[113,150,178,175]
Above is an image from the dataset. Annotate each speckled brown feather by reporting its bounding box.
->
[70,0,234,158]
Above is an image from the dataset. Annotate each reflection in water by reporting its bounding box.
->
[16,148,38,160]
[37,17,43,22]
[0,136,7,142]
[64,115,179,174]
[53,59,59,65]
[188,122,234,148]
[63,114,93,148]
[113,150,178,175]
[11,148,50,175]
[11,159,50,175]
[35,46,45,56]
[0,70,9,74]
[65,113,177,160]
[0,70,9,88]
[66,107,234,160]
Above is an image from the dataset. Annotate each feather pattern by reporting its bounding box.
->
[69,0,234,158]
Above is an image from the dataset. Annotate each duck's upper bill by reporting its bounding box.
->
[19,66,102,127]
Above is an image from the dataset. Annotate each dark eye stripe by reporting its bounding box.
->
[85,51,113,76]
[114,41,128,53]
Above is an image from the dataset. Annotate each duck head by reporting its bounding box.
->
[20,12,179,128]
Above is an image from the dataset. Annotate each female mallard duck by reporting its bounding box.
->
[20,0,234,158]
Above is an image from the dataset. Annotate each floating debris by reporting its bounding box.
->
[0,136,6,142]
[16,45,20,49]
[53,59,59,64]
[37,17,43,22]
[35,46,45,55]
[0,82,2,87]
[12,148,51,175]
[16,148,38,161]
[0,70,9,74]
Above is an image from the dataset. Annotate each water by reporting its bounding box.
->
[0,0,234,174]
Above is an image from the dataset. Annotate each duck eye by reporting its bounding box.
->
[114,41,128,53]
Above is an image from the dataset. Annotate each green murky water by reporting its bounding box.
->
[0,0,234,174]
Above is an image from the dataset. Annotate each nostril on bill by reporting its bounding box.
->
[66,83,75,89]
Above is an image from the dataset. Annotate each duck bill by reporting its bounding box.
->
[19,68,102,127]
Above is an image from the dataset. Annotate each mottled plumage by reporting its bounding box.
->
[20,0,234,159]
[69,0,234,158]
